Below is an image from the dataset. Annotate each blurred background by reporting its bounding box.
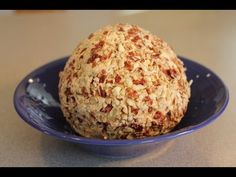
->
[0,10,235,167]
[1,10,235,84]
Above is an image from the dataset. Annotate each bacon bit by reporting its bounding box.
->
[90,78,95,85]
[120,134,128,139]
[131,35,141,43]
[77,117,83,123]
[87,53,100,64]
[124,60,133,71]
[128,52,140,61]
[173,58,183,68]
[88,33,94,39]
[80,48,87,54]
[157,38,163,43]
[128,56,139,62]
[151,121,157,127]
[151,41,156,46]
[126,88,139,99]
[81,87,89,98]
[149,47,160,54]
[131,107,139,115]
[145,88,151,94]
[102,122,109,131]
[101,69,106,75]
[172,98,176,104]
[65,88,72,96]
[96,40,105,48]
[118,26,125,32]
[100,104,113,113]
[66,73,71,80]
[130,123,143,132]
[137,67,143,72]
[91,40,105,53]
[144,35,149,39]
[71,96,75,102]
[69,62,73,67]
[99,55,107,62]
[107,88,112,96]
[90,87,94,96]
[154,111,163,120]
[125,35,130,40]
[143,96,153,106]
[99,86,107,98]
[115,43,119,51]
[90,112,96,119]
[128,51,135,56]
[108,51,112,59]
[143,130,150,136]
[99,70,107,83]
[151,121,162,131]
[66,78,72,84]
[152,80,160,86]
[148,46,155,52]
[152,52,160,58]
[106,79,113,84]
[73,73,78,78]
[148,107,153,113]
[166,111,171,119]
[103,31,108,35]
[133,78,146,85]
[95,90,100,97]
[136,44,142,49]
[121,108,126,114]
[130,132,141,138]
[164,69,177,79]
[141,40,145,46]
[92,62,97,68]
[178,80,185,89]
[128,26,139,35]
[115,74,122,83]
[127,52,140,61]
[99,75,107,83]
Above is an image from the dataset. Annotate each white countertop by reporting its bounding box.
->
[0,10,235,167]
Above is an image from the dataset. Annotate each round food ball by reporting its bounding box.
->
[59,24,191,139]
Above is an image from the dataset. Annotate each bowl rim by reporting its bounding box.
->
[13,56,229,146]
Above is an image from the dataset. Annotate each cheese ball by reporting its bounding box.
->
[59,24,191,139]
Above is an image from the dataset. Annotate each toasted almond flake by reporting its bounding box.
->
[127,99,136,107]
[114,99,120,106]
[122,106,128,114]
[139,104,148,111]
[127,116,133,122]
[112,86,121,96]
[125,77,133,87]
[118,44,125,52]
[118,60,125,68]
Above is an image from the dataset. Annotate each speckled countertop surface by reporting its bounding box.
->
[0,10,235,167]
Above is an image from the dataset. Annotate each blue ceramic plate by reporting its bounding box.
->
[13,56,229,158]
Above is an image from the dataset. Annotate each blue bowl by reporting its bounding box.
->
[13,56,229,158]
